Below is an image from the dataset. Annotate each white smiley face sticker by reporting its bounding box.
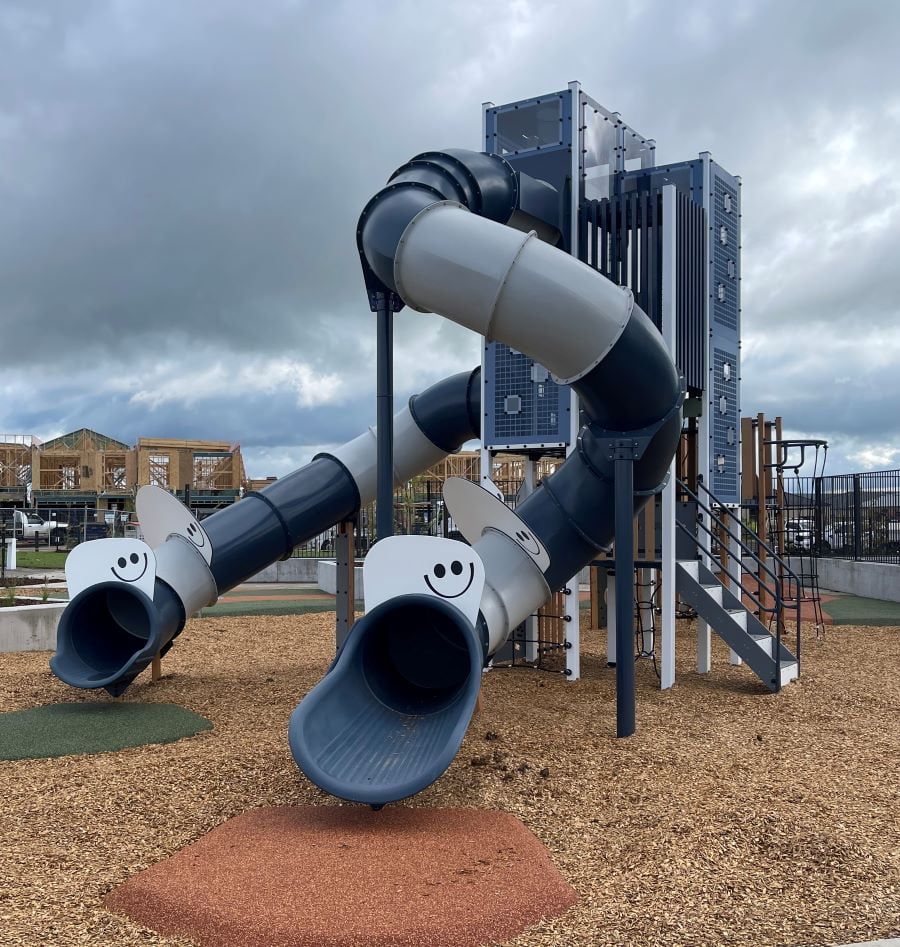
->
[363,536,485,625]
[66,538,157,601]
[111,550,150,583]
[423,556,476,599]
[136,485,213,565]
[442,477,551,573]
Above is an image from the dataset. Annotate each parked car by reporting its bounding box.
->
[784,518,815,552]
[11,509,69,543]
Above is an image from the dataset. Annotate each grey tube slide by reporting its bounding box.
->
[51,147,680,808]
[49,368,481,695]
[288,150,681,805]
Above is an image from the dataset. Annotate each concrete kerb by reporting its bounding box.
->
[0,602,67,652]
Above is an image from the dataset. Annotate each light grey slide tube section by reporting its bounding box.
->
[395,201,633,384]
[327,402,449,506]
[394,202,642,656]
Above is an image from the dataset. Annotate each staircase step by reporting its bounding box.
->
[726,608,747,629]
[678,560,699,579]
[701,584,723,603]
[750,633,774,657]
[780,661,799,686]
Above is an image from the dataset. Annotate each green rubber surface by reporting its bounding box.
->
[822,596,900,626]
[201,600,337,617]
[0,702,212,760]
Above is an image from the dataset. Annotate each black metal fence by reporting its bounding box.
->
[784,468,900,565]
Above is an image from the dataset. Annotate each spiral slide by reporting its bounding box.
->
[50,149,681,806]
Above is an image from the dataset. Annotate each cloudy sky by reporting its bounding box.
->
[1,0,898,478]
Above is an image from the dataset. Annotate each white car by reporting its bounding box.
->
[11,509,69,542]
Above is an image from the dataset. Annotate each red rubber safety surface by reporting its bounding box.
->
[104,805,578,947]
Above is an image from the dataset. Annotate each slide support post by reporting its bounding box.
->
[375,291,395,541]
[335,519,356,651]
[612,440,636,738]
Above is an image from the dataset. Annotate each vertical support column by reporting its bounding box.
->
[522,459,539,663]
[606,572,616,666]
[698,151,713,574]
[564,400,581,682]
[335,520,356,651]
[728,527,743,665]
[375,292,394,542]
[613,447,635,738]
[660,184,677,690]
[590,566,607,631]
[697,616,712,673]
[565,79,583,685]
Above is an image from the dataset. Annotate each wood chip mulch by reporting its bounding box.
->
[0,613,898,946]
[103,805,577,946]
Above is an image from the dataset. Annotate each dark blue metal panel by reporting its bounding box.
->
[483,342,571,450]
[708,160,741,504]
[484,89,575,452]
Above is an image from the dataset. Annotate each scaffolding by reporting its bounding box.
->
[0,435,37,497]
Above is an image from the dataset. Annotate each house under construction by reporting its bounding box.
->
[1,428,247,512]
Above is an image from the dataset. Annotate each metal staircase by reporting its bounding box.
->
[676,478,801,692]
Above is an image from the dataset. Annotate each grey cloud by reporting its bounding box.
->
[2,0,900,476]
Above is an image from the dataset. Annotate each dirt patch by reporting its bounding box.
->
[0,577,56,588]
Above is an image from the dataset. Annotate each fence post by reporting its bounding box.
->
[852,474,862,561]
[814,476,824,555]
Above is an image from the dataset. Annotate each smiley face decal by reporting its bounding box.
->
[424,557,476,599]
[111,550,149,583]
[364,536,486,625]
[185,520,207,551]
[512,527,542,558]
[136,485,213,565]
[442,477,551,574]
[66,538,157,601]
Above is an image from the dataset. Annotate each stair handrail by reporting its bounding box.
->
[676,516,776,619]
[693,478,803,589]
[677,478,801,685]
[692,476,802,674]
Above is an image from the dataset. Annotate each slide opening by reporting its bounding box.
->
[359,598,476,715]
[54,583,155,684]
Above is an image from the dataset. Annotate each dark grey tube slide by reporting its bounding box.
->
[49,369,481,695]
[288,150,681,805]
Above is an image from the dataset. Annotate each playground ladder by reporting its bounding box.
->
[675,478,801,692]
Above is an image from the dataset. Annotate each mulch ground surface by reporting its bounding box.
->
[0,614,898,946]
[104,805,577,947]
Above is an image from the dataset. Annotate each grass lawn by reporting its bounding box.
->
[12,550,68,569]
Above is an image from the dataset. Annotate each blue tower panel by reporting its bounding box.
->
[483,342,571,450]
[708,160,741,504]
[712,346,739,498]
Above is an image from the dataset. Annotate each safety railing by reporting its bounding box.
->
[677,477,802,688]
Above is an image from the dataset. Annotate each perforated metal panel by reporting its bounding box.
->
[483,88,577,452]
[712,175,739,331]
[707,161,741,504]
[483,342,571,450]
[712,347,739,498]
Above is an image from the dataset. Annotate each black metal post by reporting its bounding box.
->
[334,520,355,652]
[613,442,636,738]
[376,291,394,541]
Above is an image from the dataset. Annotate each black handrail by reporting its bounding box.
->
[694,478,803,673]
[677,478,802,686]
[694,478,802,587]
[676,519,774,618]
